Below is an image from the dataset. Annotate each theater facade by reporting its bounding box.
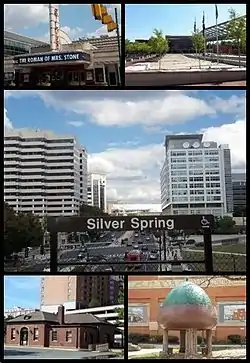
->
[128,276,246,342]
[12,36,120,87]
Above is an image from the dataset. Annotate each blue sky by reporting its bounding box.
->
[125,4,246,39]
[4,4,121,41]
[4,276,42,309]
[4,90,246,203]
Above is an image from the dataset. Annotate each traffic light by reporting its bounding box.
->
[91,4,117,33]
[40,244,44,255]
[107,21,117,32]
[24,247,29,258]
[91,4,102,20]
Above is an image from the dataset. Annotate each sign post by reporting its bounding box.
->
[48,214,215,273]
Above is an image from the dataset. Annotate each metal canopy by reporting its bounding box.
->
[199,15,246,42]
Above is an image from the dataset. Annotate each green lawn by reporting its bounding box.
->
[194,244,246,254]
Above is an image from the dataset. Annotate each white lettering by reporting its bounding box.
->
[87,218,125,230]
[131,217,140,229]
[64,53,80,61]
[51,55,63,61]
[44,56,50,62]
[87,218,96,230]
[131,217,174,231]
[27,56,44,63]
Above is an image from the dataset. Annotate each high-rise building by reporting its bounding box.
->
[232,173,246,215]
[87,173,107,212]
[4,128,87,216]
[160,134,233,216]
[40,275,121,311]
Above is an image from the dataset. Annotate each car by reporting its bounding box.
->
[186,239,196,244]
[133,244,139,249]
[142,245,148,251]
[149,253,158,260]
[138,240,143,244]
[146,237,150,241]
[134,233,139,237]
[151,249,158,254]
[141,231,145,235]
[111,234,115,238]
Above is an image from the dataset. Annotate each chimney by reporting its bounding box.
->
[58,305,65,325]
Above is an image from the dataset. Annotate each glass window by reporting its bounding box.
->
[52,329,57,341]
[66,330,72,343]
[33,328,39,341]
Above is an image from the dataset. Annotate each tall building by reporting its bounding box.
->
[232,173,246,215]
[4,128,87,216]
[87,173,107,212]
[40,275,121,311]
[160,134,233,216]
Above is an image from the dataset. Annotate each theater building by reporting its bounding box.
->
[12,35,120,87]
[128,276,246,342]
[5,305,116,349]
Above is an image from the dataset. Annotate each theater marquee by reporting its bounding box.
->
[47,214,214,233]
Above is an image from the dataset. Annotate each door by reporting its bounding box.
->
[20,327,29,346]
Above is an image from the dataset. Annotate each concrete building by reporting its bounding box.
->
[4,307,36,318]
[107,203,161,215]
[232,173,246,216]
[160,134,233,216]
[87,173,107,212]
[128,275,246,342]
[4,128,87,216]
[40,275,121,310]
[4,30,48,85]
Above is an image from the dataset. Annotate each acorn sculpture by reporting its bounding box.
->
[158,280,217,358]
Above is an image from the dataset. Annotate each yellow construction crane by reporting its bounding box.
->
[91,4,117,32]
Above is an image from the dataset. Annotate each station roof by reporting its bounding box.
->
[200,15,246,42]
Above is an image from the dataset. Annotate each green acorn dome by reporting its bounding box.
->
[161,281,212,307]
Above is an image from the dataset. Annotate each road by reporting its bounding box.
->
[4,346,119,359]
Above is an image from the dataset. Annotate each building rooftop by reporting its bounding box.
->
[7,311,112,325]
[4,30,48,46]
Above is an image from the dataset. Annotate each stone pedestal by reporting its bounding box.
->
[180,330,186,353]
[206,329,213,358]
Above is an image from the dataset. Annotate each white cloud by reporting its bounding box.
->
[203,119,246,171]
[4,4,49,31]
[4,108,13,129]
[89,119,246,203]
[4,91,246,204]
[67,121,84,127]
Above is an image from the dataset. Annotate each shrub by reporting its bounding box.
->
[227,334,242,344]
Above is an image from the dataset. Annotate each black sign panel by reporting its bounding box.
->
[47,214,214,233]
[14,51,91,65]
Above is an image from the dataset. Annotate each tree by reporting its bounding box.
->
[79,203,107,241]
[226,9,246,66]
[148,28,169,57]
[88,297,100,308]
[191,30,205,68]
[4,202,44,257]
[115,288,124,323]
[213,216,236,234]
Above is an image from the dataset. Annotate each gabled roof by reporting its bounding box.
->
[7,311,113,326]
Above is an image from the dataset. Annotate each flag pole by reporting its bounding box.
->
[215,5,219,64]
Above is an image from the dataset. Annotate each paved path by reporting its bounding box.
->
[125,54,241,73]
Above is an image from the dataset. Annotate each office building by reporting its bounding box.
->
[160,134,233,216]
[40,275,121,311]
[87,173,107,212]
[232,173,246,216]
[4,128,87,216]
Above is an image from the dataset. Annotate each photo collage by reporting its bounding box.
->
[4,3,246,361]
